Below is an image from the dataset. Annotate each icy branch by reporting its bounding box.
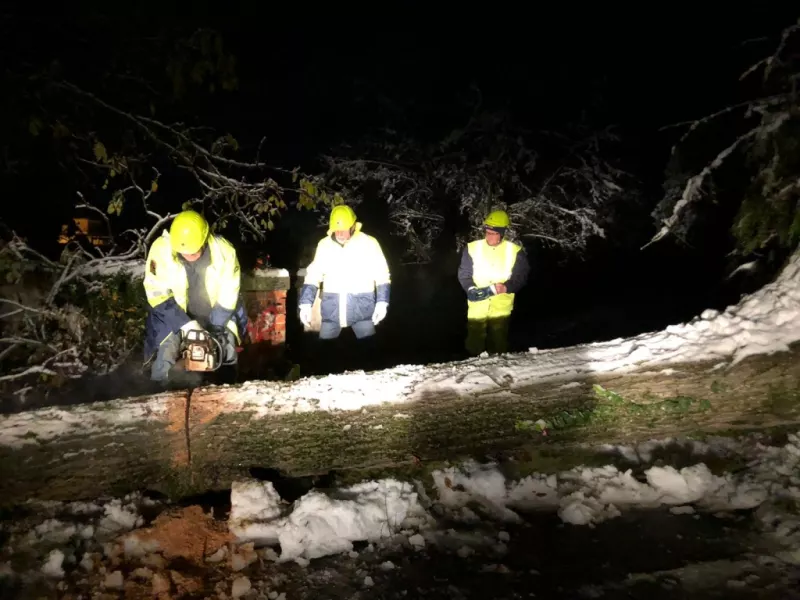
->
[649,20,800,248]
[321,115,632,262]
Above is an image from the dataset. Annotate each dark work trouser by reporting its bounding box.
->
[465,316,511,356]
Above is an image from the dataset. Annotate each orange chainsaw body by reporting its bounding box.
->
[181,329,219,372]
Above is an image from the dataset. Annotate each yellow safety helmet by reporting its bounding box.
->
[484,210,510,229]
[329,204,357,231]
[170,210,209,254]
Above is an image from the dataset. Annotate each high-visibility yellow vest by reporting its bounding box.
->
[466,238,522,320]
[143,231,241,341]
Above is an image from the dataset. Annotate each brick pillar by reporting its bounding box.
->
[239,267,291,376]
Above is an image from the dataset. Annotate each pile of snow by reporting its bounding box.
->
[581,249,800,369]
[597,434,743,464]
[252,268,290,278]
[229,479,431,562]
[2,430,800,595]
[432,432,800,529]
[432,459,768,527]
[1,492,153,579]
[225,431,800,563]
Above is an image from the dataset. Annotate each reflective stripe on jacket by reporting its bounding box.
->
[142,231,246,360]
[458,239,528,320]
[299,223,391,327]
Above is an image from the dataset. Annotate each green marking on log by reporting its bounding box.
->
[516,386,715,439]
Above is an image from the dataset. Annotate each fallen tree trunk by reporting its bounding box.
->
[2,342,800,507]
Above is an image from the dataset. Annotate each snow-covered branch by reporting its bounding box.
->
[650,20,800,251]
[320,113,634,262]
[0,186,161,390]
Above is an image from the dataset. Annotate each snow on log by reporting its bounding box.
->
[1,252,799,506]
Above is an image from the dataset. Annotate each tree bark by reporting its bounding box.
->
[2,344,800,507]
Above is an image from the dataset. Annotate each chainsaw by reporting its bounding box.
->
[180,328,223,372]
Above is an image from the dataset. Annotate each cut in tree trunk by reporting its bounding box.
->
[2,342,799,507]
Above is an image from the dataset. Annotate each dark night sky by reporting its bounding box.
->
[211,7,797,169]
[4,5,795,173]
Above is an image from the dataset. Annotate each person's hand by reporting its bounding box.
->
[299,305,312,327]
[372,301,388,325]
[215,329,237,365]
[180,320,204,337]
[493,283,508,294]
[467,286,491,302]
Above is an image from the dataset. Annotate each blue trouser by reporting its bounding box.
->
[320,319,375,340]
[150,332,181,382]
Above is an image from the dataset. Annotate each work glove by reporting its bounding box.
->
[180,320,205,339]
[372,301,388,325]
[467,286,493,302]
[208,325,238,365]
[217,330,238,365]
[299,304,312,327]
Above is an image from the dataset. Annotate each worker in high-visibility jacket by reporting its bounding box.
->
[142,210,247,382]
[458,209,530,355]
[298,204,391,340]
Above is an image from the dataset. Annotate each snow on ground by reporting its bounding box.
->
[252,268,290,278]
[1,492,154,575]
[229,479,432,562]
[223,430,800,564]
[432,454,768,528]
[2,429,800,597]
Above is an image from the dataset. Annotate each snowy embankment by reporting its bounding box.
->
[166,248,800,416]
[3,248,800,593]
[2,251,799,451]
[2,429,799,596]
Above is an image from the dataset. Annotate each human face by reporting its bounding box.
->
[180,249,203,262]
[334,229,352,243]
[485,229,502,247]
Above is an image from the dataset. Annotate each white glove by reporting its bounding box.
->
[181,320,203,334]
[372,301,388,325]
[299,305,312,327]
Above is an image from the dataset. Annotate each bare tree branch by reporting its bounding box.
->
[51,80,300,243]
